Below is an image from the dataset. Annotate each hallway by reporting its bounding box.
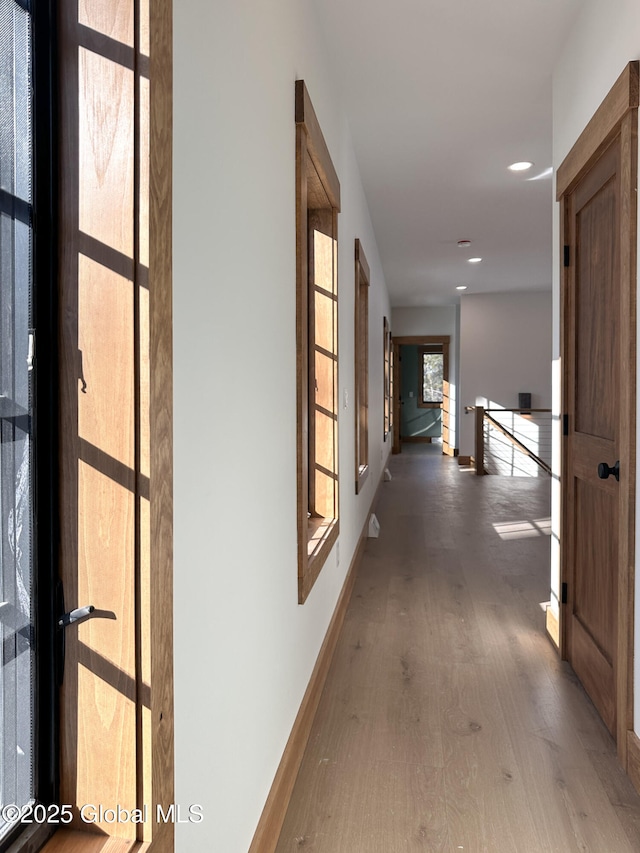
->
[275,445,640,852]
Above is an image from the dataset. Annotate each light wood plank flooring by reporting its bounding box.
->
[275,444,640,852]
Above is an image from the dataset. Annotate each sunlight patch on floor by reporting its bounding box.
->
[493,517,552,540]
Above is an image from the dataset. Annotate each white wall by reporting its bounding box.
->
[173,2,391,850]
[551,0,640,732]
[458,292,552,457]
[392,306,458,339]
[392,306,460,450]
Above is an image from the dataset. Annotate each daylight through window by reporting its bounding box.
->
[295,80,341,603]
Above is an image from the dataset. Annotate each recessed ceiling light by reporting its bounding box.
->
[457,240,472,248]
[508,161,534,172]
[468,257,482,263]
[456,286,468,290]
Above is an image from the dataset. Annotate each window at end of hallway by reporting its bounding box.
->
[295,80,341,604]
[418,345,446,408]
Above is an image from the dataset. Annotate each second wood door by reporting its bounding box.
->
[560,64,638,757]
[565,139,620,735]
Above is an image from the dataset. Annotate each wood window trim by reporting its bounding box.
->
[417,342,449,409]
[354,239,370,494]
[41,0,175,850]
[146,2,174,846]
[383,318,392,440]
[296,80,341,604]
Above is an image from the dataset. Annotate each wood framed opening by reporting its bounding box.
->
[392,335,452,456]
[354,239,370,494]
[295,80,341,604]
[557,61,638,771]
[383,318,392,441]
[47,0,175,848]
[417,343,448,409]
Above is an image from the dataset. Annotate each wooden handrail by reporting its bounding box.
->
[484,407,551,414]
[466,406,551,413]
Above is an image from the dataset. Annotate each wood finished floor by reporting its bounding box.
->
[275,444,640,852]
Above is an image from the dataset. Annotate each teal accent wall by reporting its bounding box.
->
[400,345,442,438]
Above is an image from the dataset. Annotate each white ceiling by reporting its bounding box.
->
[311,0,584,306]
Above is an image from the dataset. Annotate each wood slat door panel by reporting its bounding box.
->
[569,616,616,735]
[573,477,617,658]
[574,147,619,441]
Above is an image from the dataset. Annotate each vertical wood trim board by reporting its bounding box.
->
[559,198,571,661]
[545,605,560,649]
[248,477,385,853]
[295,125,310,590]
[617,108,637,744]
[392,338,401,454]
[148,0,175,848]
[627,730,640,799]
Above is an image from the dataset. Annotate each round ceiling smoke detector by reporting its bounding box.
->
[457,240,472,248]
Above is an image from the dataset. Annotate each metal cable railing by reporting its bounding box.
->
[472,406,552,477]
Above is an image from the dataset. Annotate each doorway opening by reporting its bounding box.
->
[392,335,455,457]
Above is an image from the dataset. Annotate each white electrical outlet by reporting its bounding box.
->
[336,541,340,566]
[343,389,349,409]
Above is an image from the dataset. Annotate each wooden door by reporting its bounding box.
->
[565,140,620,735]
[559,63,637,757]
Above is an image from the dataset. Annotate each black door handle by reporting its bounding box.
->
[598,460,619,481]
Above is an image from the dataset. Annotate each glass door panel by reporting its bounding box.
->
[0,0,35,839]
